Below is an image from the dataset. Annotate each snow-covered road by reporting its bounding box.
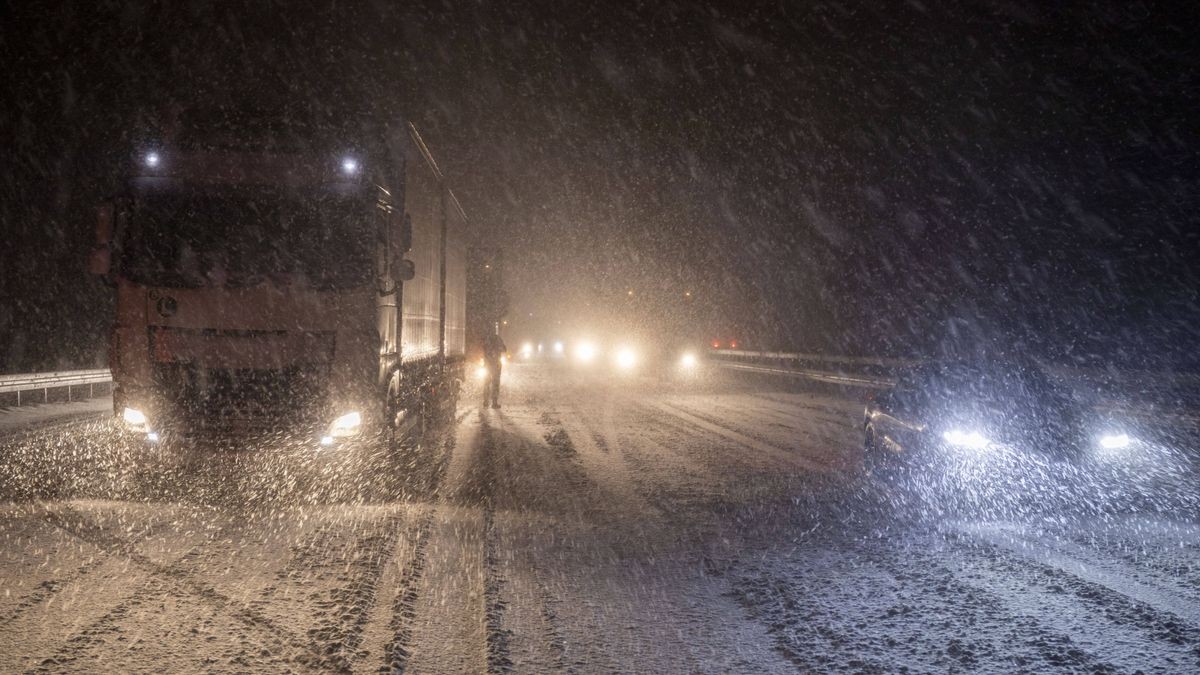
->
[1,363,1198,672]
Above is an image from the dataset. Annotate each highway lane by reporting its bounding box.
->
[1,362,1198,672]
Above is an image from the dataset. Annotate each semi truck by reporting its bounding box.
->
[88,109,467,446]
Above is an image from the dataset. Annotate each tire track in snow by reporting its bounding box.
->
[696,394,860,448]
[663,395,855,464]
[379,512,434,673]
[37,505,351,672]
[484,403,630,673]
[389,405,514,673]
[30,575,170,673]
[0,507,178,629]
[949,520,1200,630]
[305,513,413,664]
[376,408,467,673]
[644,400,837,474]
[551,399,657,522]
[482,506,513,674]
[926,529,1200,671]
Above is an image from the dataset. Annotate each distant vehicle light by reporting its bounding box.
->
[537,343,544,353]
[942,429,989,450]
[711,340,721,349]
[680,352,698,368]
[730,340,738,349]
[477,364,489,380]
[553,341,564,354]
[329,411,362,438]
[1099,433,1132,450]
[615,348,637,370]
[521,342,533,357]
[341,157,359,175]
[144,152,160,168]
[575,342,597,363]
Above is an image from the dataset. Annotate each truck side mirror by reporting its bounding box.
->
[398,213,413,254]
[88,203,114,278]
[88,247,112,276]
[395,259,416,282]
[95,202,114,246]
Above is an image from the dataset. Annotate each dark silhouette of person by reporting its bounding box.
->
[483,332,507,408]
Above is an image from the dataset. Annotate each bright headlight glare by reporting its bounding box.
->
[680,352,698,368]
[330,411,362,437]
[1099,433,1131,450]
[615,348,637,369]
[575,342,596,363]
[476,365,489,380]
[942,429,989,450]
[122,407,149,431]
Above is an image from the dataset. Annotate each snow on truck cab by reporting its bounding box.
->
[89,113,468,445]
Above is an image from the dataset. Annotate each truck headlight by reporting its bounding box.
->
[122,407,150,433]
[329,411,362,438]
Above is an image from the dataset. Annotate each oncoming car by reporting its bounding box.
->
[862,359,1095,480]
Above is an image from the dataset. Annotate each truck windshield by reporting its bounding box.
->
[119,187,374,290]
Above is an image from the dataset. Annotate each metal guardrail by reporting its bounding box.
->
[715,360,895,388]
[711,350,900,388]
[710,349,1200,390]
[709,350,1200,428]
[712,349,919,369]
[0,369,112,405]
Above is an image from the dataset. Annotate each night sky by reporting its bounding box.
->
[2,1,1197,372]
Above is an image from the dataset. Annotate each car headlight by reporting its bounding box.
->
[1098,433,1131,450]
[476,364,490,380]
[329,411,362,438]
[942,429,989,450]
[679,352,697,369]
[575,342,597,363]
[615,348,637,370]
[122,407,150,433]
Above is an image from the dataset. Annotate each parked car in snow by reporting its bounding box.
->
[861,359,1102,478]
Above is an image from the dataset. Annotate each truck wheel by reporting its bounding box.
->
[863,426,897,481]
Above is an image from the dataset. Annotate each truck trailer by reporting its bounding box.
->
[88,110,467,446]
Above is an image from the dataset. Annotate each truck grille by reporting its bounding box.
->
[149,328,334,431]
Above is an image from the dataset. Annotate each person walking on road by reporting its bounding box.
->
[483,332,508,409]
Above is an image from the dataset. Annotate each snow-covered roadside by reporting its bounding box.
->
[0,397,111,436]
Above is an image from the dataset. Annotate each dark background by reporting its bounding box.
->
[2,1,1197,372]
